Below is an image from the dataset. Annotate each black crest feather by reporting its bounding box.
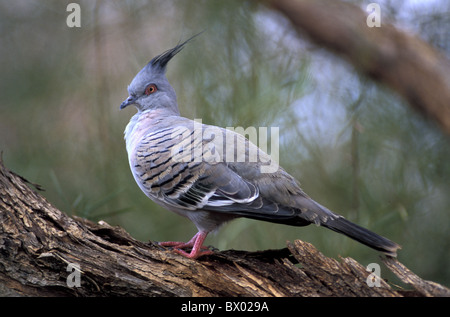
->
[149,32,203,72]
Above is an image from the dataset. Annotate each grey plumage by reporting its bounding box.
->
[120,37,401,259]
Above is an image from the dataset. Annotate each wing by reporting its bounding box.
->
[131,123,337,226]
[131,124,260,209]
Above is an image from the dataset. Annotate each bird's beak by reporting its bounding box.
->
[120,96,137,109]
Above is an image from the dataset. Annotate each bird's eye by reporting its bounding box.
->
[144,84,157,95]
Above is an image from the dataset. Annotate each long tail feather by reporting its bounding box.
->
[322,216,401,257]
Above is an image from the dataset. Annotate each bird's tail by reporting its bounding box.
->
[322,216,401,257]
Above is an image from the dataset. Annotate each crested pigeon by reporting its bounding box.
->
[120,37,401,259]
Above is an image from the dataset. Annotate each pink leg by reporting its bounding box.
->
[159,231,213,259]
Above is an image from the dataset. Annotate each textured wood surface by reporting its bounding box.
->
[1,158,448,297]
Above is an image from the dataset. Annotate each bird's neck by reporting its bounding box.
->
[124,108,179,154]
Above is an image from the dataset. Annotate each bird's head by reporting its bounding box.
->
[120,36,197,114]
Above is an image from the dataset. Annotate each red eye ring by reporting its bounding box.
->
[145,84,157,95]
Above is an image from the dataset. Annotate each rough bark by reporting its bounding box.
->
[268,0,450,134]
[1,158,448,297]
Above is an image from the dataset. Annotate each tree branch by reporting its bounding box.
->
[1,158,448,296]
[267,0,450,134]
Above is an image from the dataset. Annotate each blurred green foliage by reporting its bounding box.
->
[0,0,449,287]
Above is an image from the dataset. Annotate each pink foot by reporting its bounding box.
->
[159,231,213,259]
